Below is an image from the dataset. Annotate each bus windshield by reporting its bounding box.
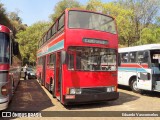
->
[0,32,10,63]
[68,47,116,71]
[68,11,117,34]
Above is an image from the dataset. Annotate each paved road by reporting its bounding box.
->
[2,79,160,120]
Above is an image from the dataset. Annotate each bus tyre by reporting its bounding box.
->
[131,79,142,93]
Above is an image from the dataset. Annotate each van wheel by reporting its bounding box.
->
[130,79,142,93]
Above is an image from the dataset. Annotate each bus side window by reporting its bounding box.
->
[47,30,51,40]
[121,53,129,63]
[129,52,136,63]
[138,51,148,63]
[51,23,57,37]
[58,14,64,33]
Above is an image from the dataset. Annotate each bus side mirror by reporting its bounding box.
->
[13,42,19,55]
[118,54,121,66]
[61,50,66,64]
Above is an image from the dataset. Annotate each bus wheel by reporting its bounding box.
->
[131,79,142,93]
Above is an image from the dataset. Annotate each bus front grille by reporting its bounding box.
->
[82,87,106,94]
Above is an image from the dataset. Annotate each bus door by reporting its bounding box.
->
[55,52,62,100]
[42,56,46,86]
[137,69,152,90]
[136,51,152,90]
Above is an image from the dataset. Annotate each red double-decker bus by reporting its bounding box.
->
[0,25,21,110]
[37,9,119,105]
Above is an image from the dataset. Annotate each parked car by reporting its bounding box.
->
[21,67,37,79]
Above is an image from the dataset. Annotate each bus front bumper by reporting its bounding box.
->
[64,92,119,105]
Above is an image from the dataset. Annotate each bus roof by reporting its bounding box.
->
[66,8,115,19]
[119,44,160,53]
[0,24,10,34]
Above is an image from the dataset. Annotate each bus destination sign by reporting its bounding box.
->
[83,38,108,45]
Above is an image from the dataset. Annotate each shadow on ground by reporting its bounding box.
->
[118,85,160,98]
[5,79,54,111]
[65,88,139,110]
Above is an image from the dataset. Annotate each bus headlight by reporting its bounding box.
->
[70,88,76,94]
[70,88,82,94]
[106,86,115,92]
[75,88,82,94]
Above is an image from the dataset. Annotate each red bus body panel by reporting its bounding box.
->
[0,25,10,33]
[0,64,10,71]
[0,25,21,110]
[62,65,117,92]
[65,29,118,49]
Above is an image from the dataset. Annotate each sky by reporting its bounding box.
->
[1,0,113,26]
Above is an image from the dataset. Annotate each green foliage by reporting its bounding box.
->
[16,21,51,63]
[86,0,134,46]
[0,2,11,27]
[8,11,27,36]
[136,26,160,45]
[0,2,26,37]
[2,0,159,65]
[103,2,134,46]
[117,0,160,46]
[85,0,160,47]
[50,0,81,22]
[86,0,102,11]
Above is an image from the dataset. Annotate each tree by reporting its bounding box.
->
[0,2,11,27]
[137,24,160,45]
[9,11,22,23]
[86,0,103,11]
[16,21,51,63]
[8,11,26,35]
[103,2,134,46]
[50,0,81,22]
[0,2,26,37]
[85,0,134,46]
[118,0,160,46]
